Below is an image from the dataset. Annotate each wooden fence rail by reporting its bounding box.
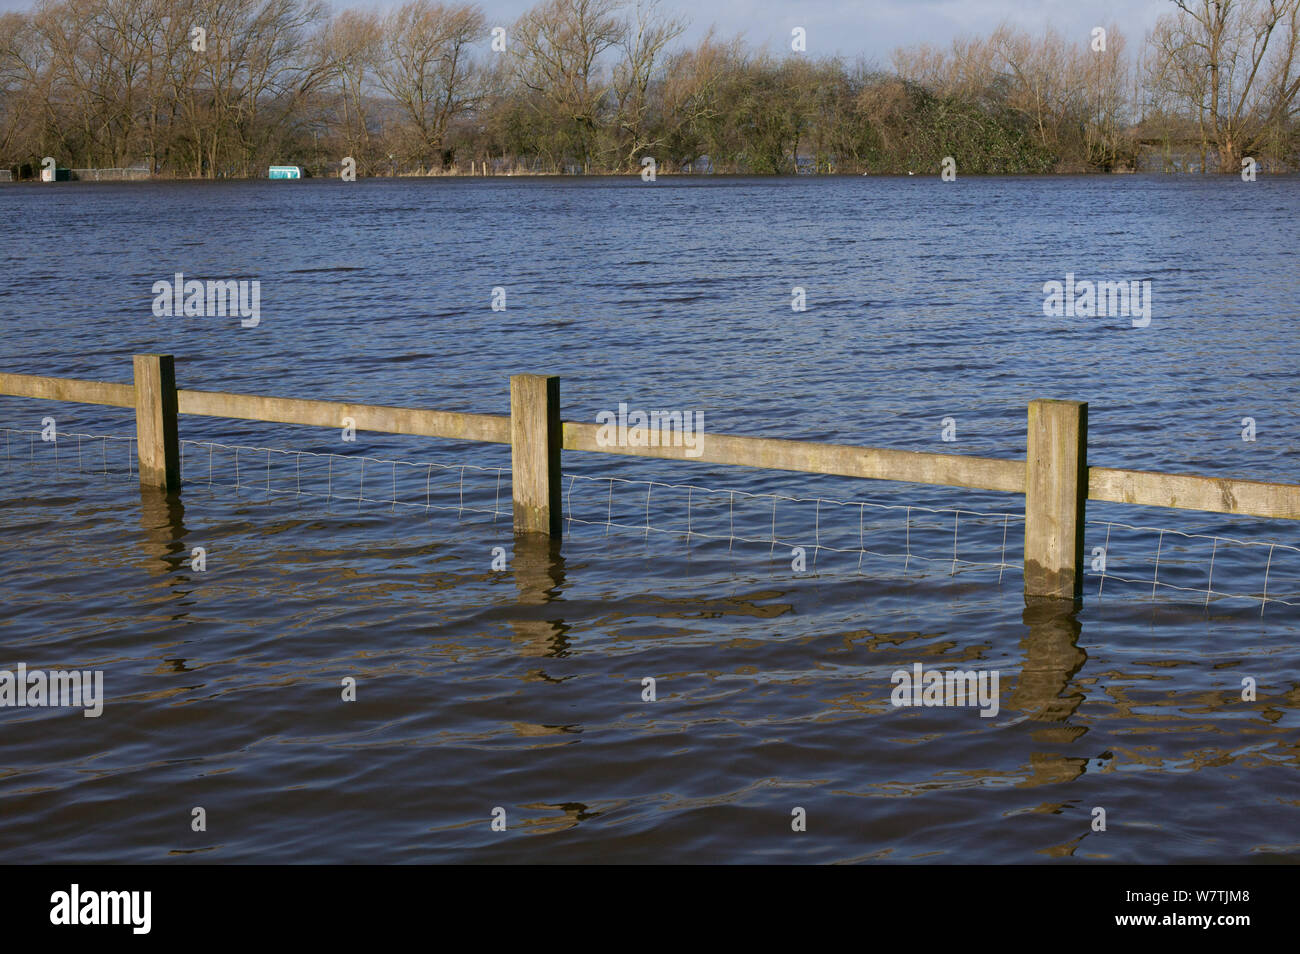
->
[2,355,1298,604]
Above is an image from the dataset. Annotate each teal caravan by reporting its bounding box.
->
[268,165,302,179]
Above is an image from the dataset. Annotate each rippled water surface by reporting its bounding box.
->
[1,176,1298,862]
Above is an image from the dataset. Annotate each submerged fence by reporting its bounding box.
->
[70,167,151,181]
[2,354,1299,605]
[7,424,1299,609]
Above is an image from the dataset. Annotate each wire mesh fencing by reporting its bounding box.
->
[3,425,1299,611]
[178,438,510,521]
[0,427,511,520]
[1086,518,1300,612]
[3,426,137,478]
[560,472,1023,581]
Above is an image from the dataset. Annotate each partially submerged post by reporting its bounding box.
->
[1024,399,1088,602]
[133,354,180,491]
[510,374,561,536]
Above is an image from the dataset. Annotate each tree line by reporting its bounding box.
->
[2,0,1298,178]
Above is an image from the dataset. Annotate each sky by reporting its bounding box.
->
[0,0,1172,62]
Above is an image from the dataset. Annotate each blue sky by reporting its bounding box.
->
[0,0,1170,62]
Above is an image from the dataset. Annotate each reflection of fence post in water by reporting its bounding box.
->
[1012,600,1090,787]
[1018,396,1090,786]
[509,534,569,657]
[136,487,188,577]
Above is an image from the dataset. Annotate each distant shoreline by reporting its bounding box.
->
[4,169,1279,184]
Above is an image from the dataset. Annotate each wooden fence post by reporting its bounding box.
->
[510,374,561,536]
[1024,399,1088,602]
[133,354,180,491]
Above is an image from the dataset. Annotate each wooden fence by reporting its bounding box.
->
[3,354,1298,603]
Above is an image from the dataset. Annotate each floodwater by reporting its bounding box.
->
[0,175,1298,862]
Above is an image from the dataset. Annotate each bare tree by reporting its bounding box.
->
[373,1,484,170]
[1148,0,1300,171]
[324,8,380,167]
[511,0,623,170]
[609,0,684,168]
